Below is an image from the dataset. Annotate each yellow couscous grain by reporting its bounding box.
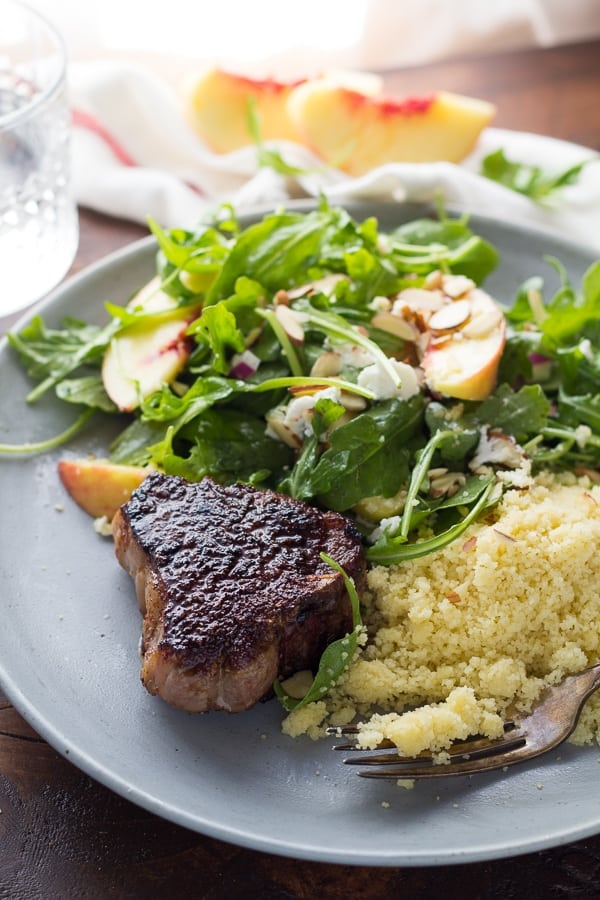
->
[283,472,600,755]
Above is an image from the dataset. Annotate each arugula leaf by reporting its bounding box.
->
[56,375,117,413]
[474,384,550,442]
[150,409,293,485]
[427,385,550,450]
[140,375,235,430]
[306,395,424,510]
[279,396,347,499]
[496,331,537,386]
[504,275,546,327]
[527,417,600,468]
[424,403,480,462]
[207,203,349,301]
[555,389,600,433]
[110,418,171,466]
[189,302,246,373]
[481,148,598,202]
[556,341,600,395]
[149,217,231,276]
[0,409,95,456]
[8,316,117,402]
[367,476,497,564]
[507,261,600,349]
[541,261,600,345]
[390,216,499,283]
[246,96,314,176]
[256,307,303,377]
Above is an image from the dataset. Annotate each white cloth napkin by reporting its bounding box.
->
[69,61,600,252]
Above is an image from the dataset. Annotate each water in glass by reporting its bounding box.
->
[0,1,79,317]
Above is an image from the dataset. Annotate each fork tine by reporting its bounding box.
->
[343,733,527,768]
[330,664,600,780]
[332,723,519,757]
[356,742,534,779]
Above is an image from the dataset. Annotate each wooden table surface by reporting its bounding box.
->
[2,38,600,899]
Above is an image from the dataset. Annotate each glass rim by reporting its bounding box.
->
[0,0,68,132]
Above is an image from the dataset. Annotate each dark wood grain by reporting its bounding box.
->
[381,39,600,150]
[2,39,600,899]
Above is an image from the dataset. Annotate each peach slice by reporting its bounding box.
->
[58,458,148,519]
[102,277,201,413]
[184,67,383,154]
[185,67,304,153]
[422,289,506,401]
[287,82,496,175]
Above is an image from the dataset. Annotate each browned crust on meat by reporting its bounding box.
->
[113,473,365,713]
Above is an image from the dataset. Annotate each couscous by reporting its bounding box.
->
[282,470,600,754]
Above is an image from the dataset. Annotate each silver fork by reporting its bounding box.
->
[328,663,600,779]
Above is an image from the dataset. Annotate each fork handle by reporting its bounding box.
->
[530,662,600,745]
[570,662,600,710]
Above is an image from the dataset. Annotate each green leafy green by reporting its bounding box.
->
[279,396,347,499]
[367,476,497,564]
[308,396,424,511]
[55,376,117,412]
[7,316,117,402]
[0,409,95,455]
[149,409,293,484]
[481,148,598,203]
[390,214,500,282]
[189,302,246,373]
[7,199,600,570]
[246,96,314,176]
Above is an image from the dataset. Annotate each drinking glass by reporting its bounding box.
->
[0,0,79,316]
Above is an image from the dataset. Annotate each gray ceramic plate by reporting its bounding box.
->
[1,202,599,867]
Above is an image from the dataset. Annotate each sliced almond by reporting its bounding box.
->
[428,299,472,333]
[441,274,475,298]
[310,351,343,378]
[460,295,504,338]
[371,311,419,342]
[393,287,445,313]
[429,471,467,498]
[285,284,312,300]
[370,295,393,312]
[265,407,301,448]
[426,333,455,349]
[423,270,443,290]
[286,273,348,300]
[275,304,305,344]
[340,391,368,412]
[288,382,331,397]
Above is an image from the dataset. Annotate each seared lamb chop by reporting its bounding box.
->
[112,472,365,713]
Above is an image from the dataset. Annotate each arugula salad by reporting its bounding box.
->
[5,199,600,569]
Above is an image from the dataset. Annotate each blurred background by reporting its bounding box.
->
[27,0,600,85]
